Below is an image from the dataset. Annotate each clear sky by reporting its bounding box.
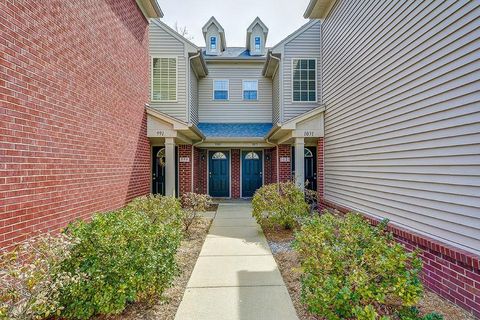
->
[158,0,312,47]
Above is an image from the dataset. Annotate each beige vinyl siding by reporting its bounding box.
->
[283,21,321,121]
[322,0,480,254]
[272,70,280,124]
[189,65,199,124]
[198,62,272,123]
[149,21,187,121]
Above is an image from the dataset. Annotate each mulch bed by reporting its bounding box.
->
[262,226,475,320]
[98,216,213,320]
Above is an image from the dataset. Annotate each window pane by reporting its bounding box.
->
[293,81,300,91]
[244,91,257,100]
[300,60,307,68]
[243,81,258,90]
[255,37,261,50]
[301,92,308,101]
[214,90,228,100]
[309,60,316,69]
[309,81,316,90]
[214,80,228,90]
[152,58,176,101]
[293,92,300,101]
[210,37,216,49]
[308,91,316,101]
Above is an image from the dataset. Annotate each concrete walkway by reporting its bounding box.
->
[175,202,299,320]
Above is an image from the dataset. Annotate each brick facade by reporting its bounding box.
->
[231,149,240,198]
[0,1,151,249]
[193,147,207,194]
[317,138,325,209]
[263,148,277,185]
[178,145,192,195]
[321,198,480,318]
[278,145,292,182]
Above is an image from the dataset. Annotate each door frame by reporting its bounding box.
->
[291,145,317,191]
[240,148,264,198]
[207,149,231,198]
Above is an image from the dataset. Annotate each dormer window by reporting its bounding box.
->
[210,36,217,50]
[254,37,261,50]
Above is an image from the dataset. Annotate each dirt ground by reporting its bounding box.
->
[98,217,212,320]
[262,226,475,320]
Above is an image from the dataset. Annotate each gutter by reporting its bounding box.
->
[187,51,202,123]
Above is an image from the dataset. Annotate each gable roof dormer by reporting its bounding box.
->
[202,16,226,55]
[246,17,268,56]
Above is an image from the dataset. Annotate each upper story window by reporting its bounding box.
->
[243,80,258,100]
[152,57,177,101]
[292,59,316,102]
[210,36,217,50]
[213,80,229,100]
[254,36,261,50]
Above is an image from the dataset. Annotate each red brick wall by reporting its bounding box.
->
[0,0,151,249]
[317,138,325,209]
[193,148,207,194]
[264,148,276,185]
[178,145,192,195]
[231,149,240,198]
[278,145,292,182]
[321,199,480,318]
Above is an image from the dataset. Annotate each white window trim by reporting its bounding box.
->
[242,79,259,101]
[291,57,317,104]
[212,79,229,101]
[151,55,178,103]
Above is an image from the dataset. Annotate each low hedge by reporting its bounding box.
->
[252,182,309,229]
[0,195,184,320]
[294,213,426,320]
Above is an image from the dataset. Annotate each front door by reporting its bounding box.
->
[242,150,263,197]
[292,146,317,191]
[209,151,230,197]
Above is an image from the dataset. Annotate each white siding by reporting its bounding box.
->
[282,21,322,121]
[198,62,272,123]
[189,65,199,124]
[149,22,187,121]
[272,70,280,124]
[322,0,480,254]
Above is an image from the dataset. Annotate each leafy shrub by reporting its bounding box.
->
[252,182,309,229]
[0,234,80,320]
[180,192,212,233]
[294,213,423,320]
[59,203,183,319]
[396,307,444,320]
[304,188,318,215]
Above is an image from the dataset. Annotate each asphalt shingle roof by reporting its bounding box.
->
[198,123,273,138]
[201,47,268,59]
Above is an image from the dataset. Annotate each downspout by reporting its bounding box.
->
[187,51,202,193]
[267,51,282,183]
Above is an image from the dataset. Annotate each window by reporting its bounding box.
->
[157,148,166,167]
[244,151,260,160]
[210,36,217,50]
[254,36,261,50]
[292,59,316,102]
[304,148,313,158]
[212,152,227,160]
[213,80,229,100]
[152,57,177,101]
[243,80,258,100]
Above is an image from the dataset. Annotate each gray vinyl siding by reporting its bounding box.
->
[322,0,480,254]
[189,65,199,125]
[282,21,321,122]
[198,62,272,123]
[149,22,187,121]
[272,70,280,124]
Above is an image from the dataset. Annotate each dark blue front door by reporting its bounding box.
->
[209,151,230,197]
[242,150,263,197]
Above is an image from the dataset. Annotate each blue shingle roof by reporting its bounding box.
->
[198,123,272,138]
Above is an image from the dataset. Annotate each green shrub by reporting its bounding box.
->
[396,307,444,320]
[59,200,183,319]
[294,213,423,320]
[180,192,212,233]
[252,182,309,229]
[0,234,79,320]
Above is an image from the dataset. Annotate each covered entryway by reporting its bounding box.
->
[242,150,263,197]
[209,151,230,197]
[152,146,178,195]
[292,146,317,191]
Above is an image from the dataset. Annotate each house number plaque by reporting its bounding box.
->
[280,157,290,163]
[179,157,190,163]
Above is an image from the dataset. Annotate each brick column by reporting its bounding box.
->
[178,144,192,196]
[317,137,325,210]
[194,148,208,194]
[231,149,241,198]
[278,145,292,182]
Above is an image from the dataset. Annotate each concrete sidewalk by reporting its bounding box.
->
[175,202,298,320]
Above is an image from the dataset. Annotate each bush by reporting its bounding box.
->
[0,234,80,320]
[294,213,423,320]
[180,192,212,233]
[252,182,309,229]
[58,197,183,319]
